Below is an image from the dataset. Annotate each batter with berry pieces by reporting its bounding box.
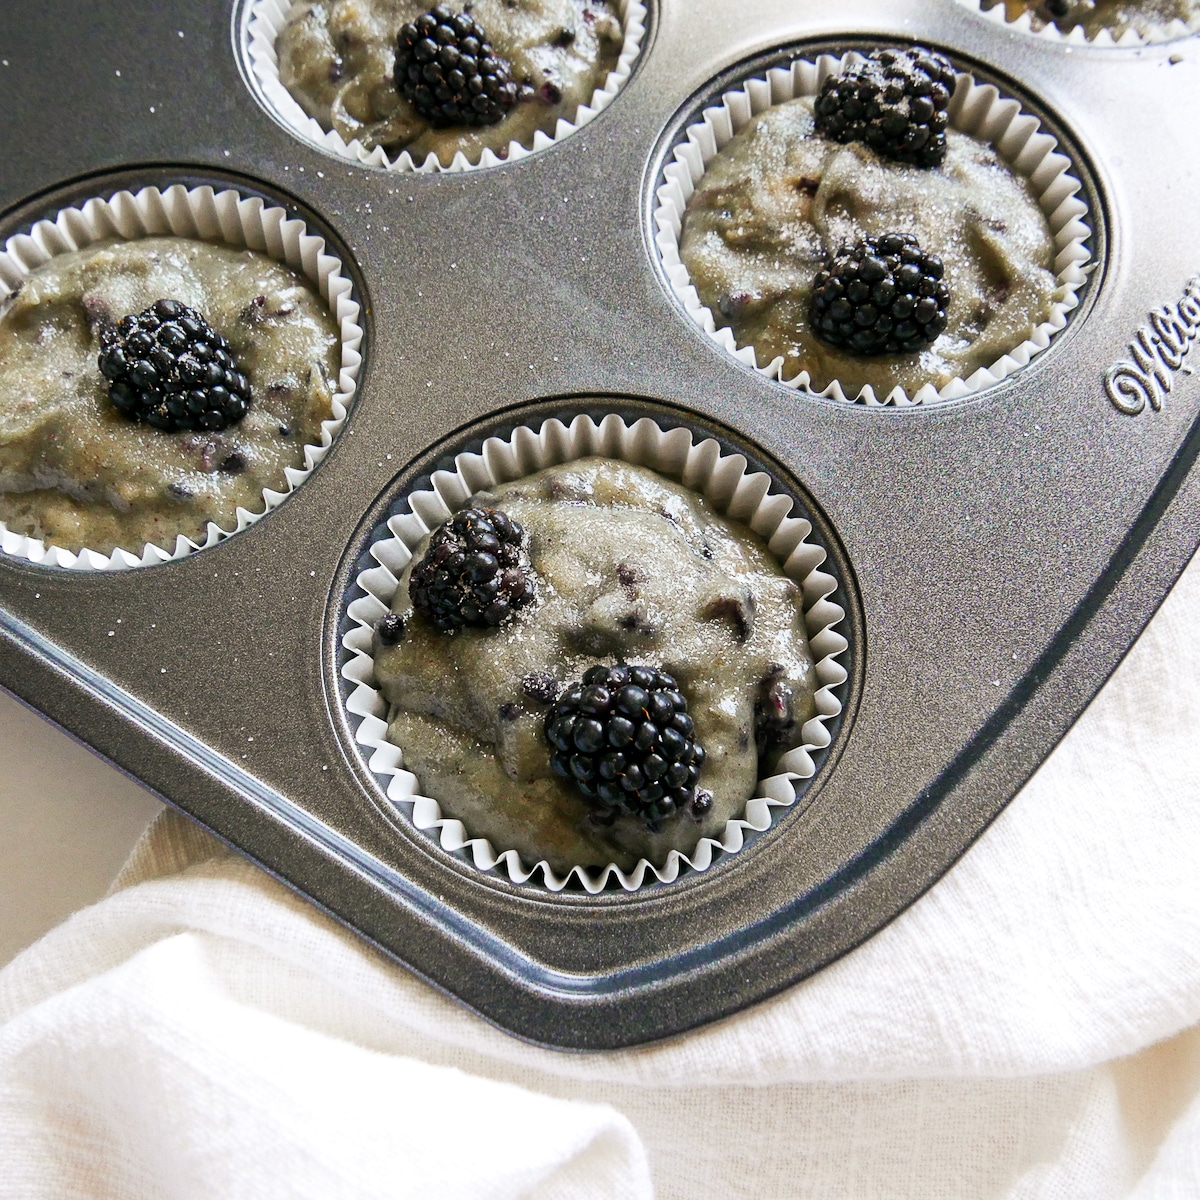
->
[372,458,819,875]
[0,237,338,555]
[277,0,625,162]
[983,0,1199,38]
[679,48,1058,398]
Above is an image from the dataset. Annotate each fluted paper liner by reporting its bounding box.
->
[653,52,1093,406]
[0,184,363,570]
[341,413,849,894]
[242,0,647,173]
[956,0,1200,44]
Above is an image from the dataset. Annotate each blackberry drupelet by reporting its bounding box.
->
[395,5,518,128]
[97,299,251,433]
[810,233,950,355]
[544,664,707,827]
[813,46,956,168]
[409,506,535,631]
[376,612,407,646]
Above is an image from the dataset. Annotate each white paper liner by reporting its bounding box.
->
[242,0,647,173]
[955,0,1200,44]
[340,413,850,893]
[653,52,1094,407]
[0,183,363,571]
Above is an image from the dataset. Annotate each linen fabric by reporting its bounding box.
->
[1,553,1199,1198]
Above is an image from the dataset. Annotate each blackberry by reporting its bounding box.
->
[544,664,707,827]
[97,299,251,433]
[395,5,518,128]
[409,505,535,631]
[814,46,956,168]
[809,233,950,355]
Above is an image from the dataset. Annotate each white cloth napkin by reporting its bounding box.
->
[2,552,1199,1199]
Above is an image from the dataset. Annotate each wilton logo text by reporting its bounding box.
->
[1105,277,1200,416]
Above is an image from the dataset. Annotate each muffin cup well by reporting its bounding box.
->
[0,184,363,570]
[653,51,1093,406]
[242,0,648,173]
[956,0,1200,45]
[341,413,850,894]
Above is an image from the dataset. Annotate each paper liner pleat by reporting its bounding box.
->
[0,184,363,570]
[955,0,1200,44]
[242,0,647,173]
[340,413,849,894]
[653,52,1093,407]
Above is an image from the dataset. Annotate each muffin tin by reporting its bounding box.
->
[2,0,1199,1049]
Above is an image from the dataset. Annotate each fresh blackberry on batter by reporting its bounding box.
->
[810,233,950,354]
[395,5,518,128]
[814,46,956,168]
[409,506,535,631]
[97,299,251,433]
[544,664,707,827]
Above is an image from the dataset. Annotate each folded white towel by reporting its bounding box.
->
[2,554,1199,1199]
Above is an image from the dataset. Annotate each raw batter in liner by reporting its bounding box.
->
[372,458,819,875]
[0,238,339,555]
[277,0,623,160]
[984,0,1199,37]
[679,96,1058,398]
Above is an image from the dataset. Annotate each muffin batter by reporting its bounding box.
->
[679,96,1058,397]
[372,458,819,875]
[277,0,623,160]
[0,238,339,555]
[985,0,1199,37]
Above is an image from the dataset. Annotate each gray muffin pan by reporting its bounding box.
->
[2,0,1199,1049]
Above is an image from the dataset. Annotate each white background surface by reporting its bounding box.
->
[0,689,161,967]
[3,558,1199,1198]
